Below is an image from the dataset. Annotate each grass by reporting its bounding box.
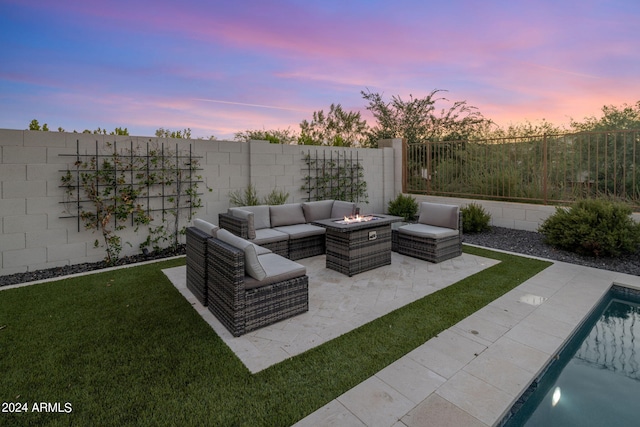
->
[0,247,551,426]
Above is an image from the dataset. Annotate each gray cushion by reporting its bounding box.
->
[252,228,290,245]
[418,202,459,230]
[331,200,356,218]
[302,200,334,222]
[270,203,306,227]
[398,223,460,239]
[227,208,255,239]
[273,224,326,239]
[230,205,271,229]
[244,253,307,289]
[253,244,272,256]
[193,218,219,236]
[216,229,267,280]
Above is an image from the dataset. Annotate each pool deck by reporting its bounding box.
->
[163,249,640,427]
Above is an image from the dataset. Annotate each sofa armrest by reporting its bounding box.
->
[218,212,249,239]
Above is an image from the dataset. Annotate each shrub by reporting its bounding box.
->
[262,189,289,205]
[387,194,419,221]
[462,203,491,233]
[228,184,260,206]
[538,199,640,257]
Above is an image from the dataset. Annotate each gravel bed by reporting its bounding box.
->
[0,246,185,288]
[463,226,640,276]
[1,227,638,288]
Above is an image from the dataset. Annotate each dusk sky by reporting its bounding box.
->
[1,0,638,140]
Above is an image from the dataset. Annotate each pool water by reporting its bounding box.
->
[504,286,640,426]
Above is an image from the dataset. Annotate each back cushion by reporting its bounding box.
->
[331,200,356,218]
[302,200,334,222]
[228,209,255,239]
[230,205,271,229]
[418,202,459,229]
[270,203,306,227]
[215,229,267,280]
[193,218,219,236]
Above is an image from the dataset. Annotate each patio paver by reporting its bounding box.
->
[163,251,640,427]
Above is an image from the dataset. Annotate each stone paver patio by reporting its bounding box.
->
[163,250,640,427]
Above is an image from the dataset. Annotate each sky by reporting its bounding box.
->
[1,0,639,140]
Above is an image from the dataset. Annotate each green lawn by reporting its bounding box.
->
[0,247,551,426]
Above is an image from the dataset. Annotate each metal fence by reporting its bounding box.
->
[403,130,640,210]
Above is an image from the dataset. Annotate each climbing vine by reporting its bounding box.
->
[61,140,203,265]
[301,149,368,203]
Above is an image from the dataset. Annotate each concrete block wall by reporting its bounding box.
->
[0,130,392,275]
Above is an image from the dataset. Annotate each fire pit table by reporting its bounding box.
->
[312,214,403,276]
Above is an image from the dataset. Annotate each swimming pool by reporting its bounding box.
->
[502,285,640,426]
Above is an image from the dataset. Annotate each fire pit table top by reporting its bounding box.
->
[312,214,404,231]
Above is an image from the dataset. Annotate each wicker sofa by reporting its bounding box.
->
[218,200,356,260]
[186,219,309,336]
[395,202,463,263]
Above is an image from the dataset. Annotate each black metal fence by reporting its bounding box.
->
[404,130,640,210]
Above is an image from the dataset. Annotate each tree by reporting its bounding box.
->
[82,127,129,135]
[28,119,49,131]
[298,103,369,146]
[234,128,298,144]
[155,128,192,139]
[361,89,490,145]
[570,101,640,132]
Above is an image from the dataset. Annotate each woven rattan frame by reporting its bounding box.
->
[206,238,309,337]
[186,226,212,306]
[396,212,463,263]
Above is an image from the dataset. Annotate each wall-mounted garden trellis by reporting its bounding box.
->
[59,139,203,263]
[301,149,368,203]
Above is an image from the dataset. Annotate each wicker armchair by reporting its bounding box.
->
[207,238,309,337]
[396,202,463,263]
[186,226,213,306]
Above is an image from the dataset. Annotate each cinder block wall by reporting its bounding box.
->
[0,130,392,275]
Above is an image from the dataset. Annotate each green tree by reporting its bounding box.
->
[28,119,49,131]
[234,128,298,144]
[299,103,369,146]
[82,127,129,135]
[570,101,640,132]
[155,128,192,139]
[361,89,490,145]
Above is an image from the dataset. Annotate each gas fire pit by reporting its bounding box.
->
[312,214,403,276]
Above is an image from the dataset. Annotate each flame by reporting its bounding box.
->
[340,214,374,224]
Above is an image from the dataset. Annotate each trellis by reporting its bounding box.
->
[59,139,203,231]
[301,149,368,203]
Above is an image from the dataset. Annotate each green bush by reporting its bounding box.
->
[387,194,419,221]
[461,203,491,233]
[538,199,640,257]
[262,189,289,205]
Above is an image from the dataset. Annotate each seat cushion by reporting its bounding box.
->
[398,223,460,239]
[418,202,459,230]
[270,203,306,227]
[273,224,326,239]
[227,208,255,239]
[193,218,219,236]
[229,205,271,230]
[331,200,356,218]
[216,229,267,280]
[302,200,334,222]
[244,253,307,289]
[252,228,290,245]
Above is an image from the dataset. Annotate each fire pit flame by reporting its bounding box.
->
[337,214,376,224]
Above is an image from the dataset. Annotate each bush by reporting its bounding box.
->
[538,199,640,257]
[461,203,491,233]
[262,189,289,205]
[387,194,419,221]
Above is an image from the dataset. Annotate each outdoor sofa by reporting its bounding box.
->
[218,200,356,260]
[395,202,463,263]
[186,219,309,336]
